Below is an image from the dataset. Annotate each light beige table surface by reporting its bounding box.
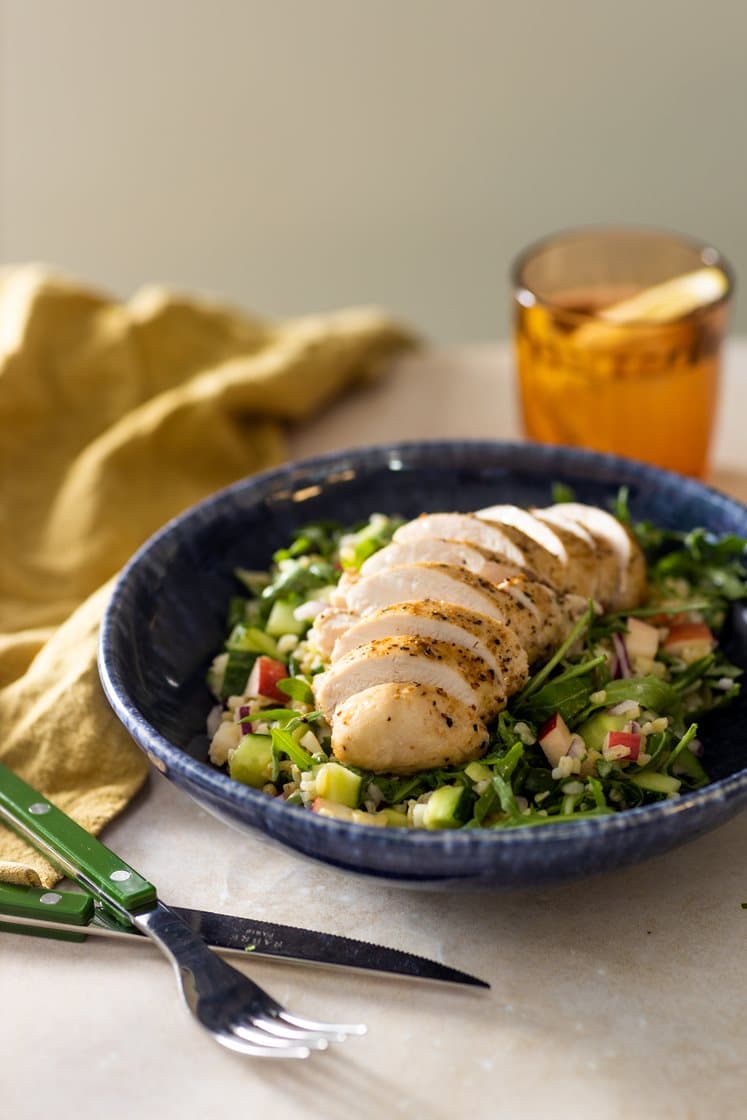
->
[4,344,747,1120]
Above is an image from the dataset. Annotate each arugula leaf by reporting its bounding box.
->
[664,723,699,775]
[516,602,595,705]
[580,676,682,720]
[518,673,598,725]
[552,482,576,504]
[270,728,314,771]
[276,677,315,706]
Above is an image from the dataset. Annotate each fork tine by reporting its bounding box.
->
[229,1018,326,1051]
[248,1014,341,1045]
[213,1028,311,1060]
[233,1018,329,1050]
[278,1011,367,1038]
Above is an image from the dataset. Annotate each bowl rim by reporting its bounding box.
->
[98,438,747,855]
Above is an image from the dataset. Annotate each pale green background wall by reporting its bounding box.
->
[1,0,744,340]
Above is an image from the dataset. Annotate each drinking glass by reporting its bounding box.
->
[512,226,734,477]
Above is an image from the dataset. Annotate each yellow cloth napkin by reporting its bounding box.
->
[0,265,414,887]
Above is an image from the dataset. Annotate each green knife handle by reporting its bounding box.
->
[0,762,157,918]
[0,883,93,943]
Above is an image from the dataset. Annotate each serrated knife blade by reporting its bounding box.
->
[0,887,488,988]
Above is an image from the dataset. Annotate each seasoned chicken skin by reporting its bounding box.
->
[332,683,488,774]
[536,503,646,610]
[360,537,525,585]
[335,562,586,664]
[311,501,647,775]
[330,601,529,696]
[315,634,504,722]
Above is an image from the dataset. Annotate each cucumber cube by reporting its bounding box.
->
[315,762,362,808]
[266,600,306,637]
[464,761,492,783]
[630,771,681,795]
[229,733,274,789]
[424,785,470,829]
[376,808,409,827]
[577,712,629,752]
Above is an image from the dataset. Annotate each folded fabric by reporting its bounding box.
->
[0,266,414,886]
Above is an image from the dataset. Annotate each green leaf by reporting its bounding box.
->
[226,625,280,658]
[610,485,631,524]
[516,602,595,704]
[473,782,500,825]
[600,676,682,717]
[276,677,315,706]
[270,728,314,772]
[234,567,271,593]
[551,482,576,504]
[663,723,699,775]
[518,673,597,725]
[489,773,523,821]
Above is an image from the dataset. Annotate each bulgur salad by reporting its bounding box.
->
[206,491,747,830]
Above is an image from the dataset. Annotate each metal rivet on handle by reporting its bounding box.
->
[110,870,131,882]
[29,803,50,815]
[39,892,62,905]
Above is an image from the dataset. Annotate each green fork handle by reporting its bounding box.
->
[0,882,94,943]
[0,761,157,918]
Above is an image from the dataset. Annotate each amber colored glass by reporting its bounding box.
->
[512,227,734,477]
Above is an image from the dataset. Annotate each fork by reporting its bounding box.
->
[0,762,365,1058]
[135,902,365,1057]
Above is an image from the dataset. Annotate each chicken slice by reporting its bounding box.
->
[475,516,569,594]
[331,682,488,773]
[527,509,602,601]
[540,503,646,610]
[331,600,529,697]
[359,536,525,584]
[498,575,590,661]
[313,635,503,721]
[307,608,357,660]
[393,513,527,567]
[476,504,600,600]
[477,504,569,563]
[333,562,574,664]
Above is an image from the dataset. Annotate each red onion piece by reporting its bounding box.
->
[612,632,633,679]
[608,699,639,716]
[567,735,586,759]
[240,720,253,735]
[206,704,223,737]
[238,705,251,719]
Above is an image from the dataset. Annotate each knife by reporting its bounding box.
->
[0,764,488,989]
[0,883,487,986]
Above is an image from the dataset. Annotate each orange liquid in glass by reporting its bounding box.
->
[515,284,728,477]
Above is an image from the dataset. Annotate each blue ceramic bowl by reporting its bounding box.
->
[99,441,747,888]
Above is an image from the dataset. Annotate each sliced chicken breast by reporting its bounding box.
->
[528,509,602,601]
[331,600,529,696]
[307,608,358,660]
[540,503,646,610]
[331,682,488,773]
[475,517,568,594]
[393,513,527,567]
[334,562,577,664]
[477,504,569,563]
[335,562,542,660]
[359,537,524,584]
[533,506,618,607]
[311,500,647,778]
[313,635,503,721]
[476,504,601,600]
